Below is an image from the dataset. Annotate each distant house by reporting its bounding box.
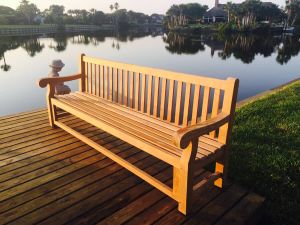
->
[34,15,45,24]
[203,0,227,23]
[150,14,164,25]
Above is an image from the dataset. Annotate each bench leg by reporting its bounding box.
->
[214,148,229,188]
[48,105,57,128]
[46,85,56,128]
[174,166,194,215]
[47,101,57,128]
[174,139,198,215]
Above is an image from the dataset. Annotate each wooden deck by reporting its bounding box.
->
[0,109,264,225]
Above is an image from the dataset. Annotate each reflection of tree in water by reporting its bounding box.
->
[165,32,300,65]
[216,35,281,64]
[0,35,46,72]
[0,53,11,72]
[163,32,205,54]
[48,34,68,52]
[21,38,45,57]
[0,36,25,72]
[277,35,300,65]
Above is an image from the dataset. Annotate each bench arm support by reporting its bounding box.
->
[174,113,231,149]
[38,74,82,88]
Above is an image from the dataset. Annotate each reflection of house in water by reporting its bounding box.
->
[203,0,227,23]
[204,37,225,56]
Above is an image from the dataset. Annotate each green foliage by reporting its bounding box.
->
[43,5,65,24]
[16,0,40,24]
[0,1,158,27]
[286,0,300,26]
[0,6,18,25]
[165,3,208,29]
[231,81,300,225]
[226,0,284,30]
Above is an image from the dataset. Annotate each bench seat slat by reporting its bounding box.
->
[52,98,181,167]
[54,94,224,163]
[76,92,179,131]
[73,93,224,151]
[69,94,222,156]
[55,96,183,157]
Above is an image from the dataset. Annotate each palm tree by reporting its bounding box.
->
[114,2,119,11]
[109,4,114,12]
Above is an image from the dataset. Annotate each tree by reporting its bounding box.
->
[286,0,300,26]
[0,6,17,25]
[44,5,65,24]
[109,4,114,12]
[114,2,119,11]
[17,0,40,24]
[165,3,208,29]
[91,11,107,25]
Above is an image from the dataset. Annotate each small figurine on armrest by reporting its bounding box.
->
[49,60,71,95]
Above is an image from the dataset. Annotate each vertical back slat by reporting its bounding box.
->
[102,65,105,98]
[167,80,175,122]
[147,75,153,115]
[183,83,191,126]
[201,86,211,122]
[160,78,167,120]
[141,74,146,113]
[113,68,118,102]
[124,71,128,106]
[106,66,110,100]
[130,71,134,108]
[97,65,101,96]
[85,62,88,93]
[135,73,140,110]
[94,64,97,95]
[118,69,123,104]
[79,54,86,92]
[191,85,201,125]
[89,63,93,94]
[153,77,159,117]
[175,81,183,125]
[109,67,113,101]
[210,89,221,137]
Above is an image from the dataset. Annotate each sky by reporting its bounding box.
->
[1,0,287,15]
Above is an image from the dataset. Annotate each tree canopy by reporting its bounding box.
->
[165,3,208,28]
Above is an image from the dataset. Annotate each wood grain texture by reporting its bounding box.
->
[36,54,240,216]
[0,110,263,225]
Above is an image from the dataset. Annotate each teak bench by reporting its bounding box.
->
[38,54,239,215]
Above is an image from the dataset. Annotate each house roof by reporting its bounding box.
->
[203,4,227,18]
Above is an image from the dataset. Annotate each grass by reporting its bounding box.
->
[230,81,300,225]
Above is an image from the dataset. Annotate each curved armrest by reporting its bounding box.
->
[38,74,82,88]
[174,113,231,149]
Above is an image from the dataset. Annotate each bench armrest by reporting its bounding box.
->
[174,113,231,149]
[38,74,82,88]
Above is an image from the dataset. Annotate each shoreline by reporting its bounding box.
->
[0,24,111,36]
[0,24,163,36]
[237,77,300,108]
[1,78,299,119]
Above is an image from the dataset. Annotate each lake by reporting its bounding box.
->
[0,28,299,116]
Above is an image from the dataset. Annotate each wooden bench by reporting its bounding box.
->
[38,54,239,215]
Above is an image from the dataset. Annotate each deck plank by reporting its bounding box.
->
[0,110,264,225]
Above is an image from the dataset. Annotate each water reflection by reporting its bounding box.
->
[0,29,299,73]
[163,32,205,54]
[163,32,300,64]
[0,27,164,72]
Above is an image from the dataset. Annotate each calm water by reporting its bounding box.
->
[0,28,299,116]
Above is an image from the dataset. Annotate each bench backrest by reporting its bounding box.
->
[79,54,239,144]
